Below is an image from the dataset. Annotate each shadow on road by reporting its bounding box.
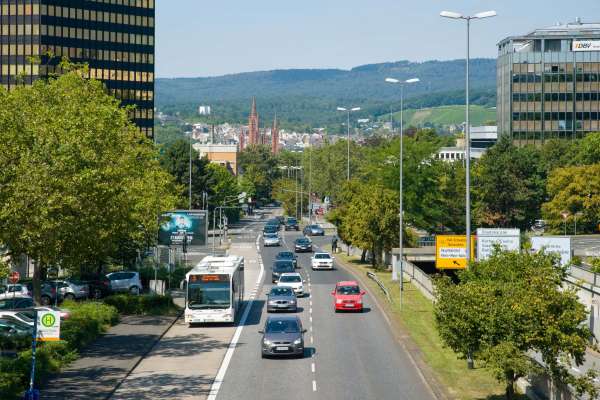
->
[112,373,214,399]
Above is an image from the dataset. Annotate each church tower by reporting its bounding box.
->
[248,97,259,145]
[271,114,279,154]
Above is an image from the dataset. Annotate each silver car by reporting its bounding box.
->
[267,286,297,313]
[263,232,281,247]
[58,280,90,300]
[106,271,143,295]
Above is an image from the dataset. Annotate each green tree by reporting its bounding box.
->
[542,163,600,234]
[434,250,597,400]
[272,178,301,217]
[238,145,278,202]
[207,163,241,224]
[0,68,178,299]
[473,136,546,230]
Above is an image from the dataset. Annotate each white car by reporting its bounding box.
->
[0,284,32,300]
[0,310,34,326]
[311,252,334,270]
[277,273,305,296]
[263,232,281,247]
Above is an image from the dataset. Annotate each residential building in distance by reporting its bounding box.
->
[497,19,600,145]
[0,0,155,138]
[193,143,238,175]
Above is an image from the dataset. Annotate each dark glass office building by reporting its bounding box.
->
[0,0,155,138]
[497,20,600,145]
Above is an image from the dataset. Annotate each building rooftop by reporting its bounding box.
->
[499,19,600,45]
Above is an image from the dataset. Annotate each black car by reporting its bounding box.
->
[275,251,298,268]
[267,286,297,312]
[80,274,112,299]
[260,315,306,358]
[285,217,299,231]
[0,297,34,310]
[294,237,312,253]
[272,260,295,283]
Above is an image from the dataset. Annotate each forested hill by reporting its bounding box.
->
[156,58,496,129]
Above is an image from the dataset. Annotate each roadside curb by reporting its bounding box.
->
[104,310,182,399]
[334,255,450,400]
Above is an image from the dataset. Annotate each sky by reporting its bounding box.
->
[156,0,600,78]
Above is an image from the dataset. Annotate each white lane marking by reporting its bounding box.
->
[309,316,312,323]
[312,380,317,392]
[310,326,313,332]
[309,308,313,314]
[309,301,313,306]
[207,235,264,400]
[310,335,314,344]
[311,363,315,373]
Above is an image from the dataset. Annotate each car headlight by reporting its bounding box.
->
[268,300,277,305]
[290,299,296,304]
[293,338,302,345]
[356,298,362,304]
[263,339,272,346]
[336,299,343,304]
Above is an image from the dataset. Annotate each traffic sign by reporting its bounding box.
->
[8,271,20,284]
[435,235,476,269]
[36,310,61,341]
[476,228,520,260]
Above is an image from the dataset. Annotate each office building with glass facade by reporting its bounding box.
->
[497,20,600,145]
[0,0,155,138]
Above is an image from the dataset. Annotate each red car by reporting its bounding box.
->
[331,281,365,312]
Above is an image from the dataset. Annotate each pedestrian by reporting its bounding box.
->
[332,236,338,253]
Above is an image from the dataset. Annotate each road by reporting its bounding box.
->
[213,228,436,400]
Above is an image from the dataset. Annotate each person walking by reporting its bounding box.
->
[331,235,338,253]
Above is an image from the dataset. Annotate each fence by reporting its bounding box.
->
[401,260,435,301]
[366,271,392,303]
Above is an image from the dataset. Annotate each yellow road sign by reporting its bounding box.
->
[435,235,476,270]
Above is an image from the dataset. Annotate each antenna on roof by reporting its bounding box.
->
[575,17,582,25]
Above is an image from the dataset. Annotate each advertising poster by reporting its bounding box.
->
[159,210,208,246]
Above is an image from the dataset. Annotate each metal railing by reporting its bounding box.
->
[366,271,392,303]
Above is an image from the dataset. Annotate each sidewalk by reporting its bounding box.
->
[41,314,178,400]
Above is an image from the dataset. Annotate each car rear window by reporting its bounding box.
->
[279,275,301,283]
[337,285,360,295]
[273,262,294,272]
[270,287,293,296]
[266,319,300,333]
[315,254,330,259]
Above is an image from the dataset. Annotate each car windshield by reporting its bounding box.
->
[273,262,294,272]
[270,287,293,296]
[315,254,331,259]
[187,275,231,310]
[287,218,297,224]
[337,285,360,295]
[279,275,301,283]
[266,319,300,333]
[15,312,33,323]
[276,252,293,259]
[296,239,310,244]
[310,225,320,229]
[265,233,278,238]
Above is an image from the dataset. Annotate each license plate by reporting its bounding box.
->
[344,304,354,307]
[276,346,289,351]
[277,304,287,307]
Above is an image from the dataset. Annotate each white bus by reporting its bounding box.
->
[184,255,244,325]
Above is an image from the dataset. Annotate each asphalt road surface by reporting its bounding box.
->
[214,227,436,400]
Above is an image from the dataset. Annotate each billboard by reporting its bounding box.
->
[159,210,208,246]
[530,236,572,266]
[476,228,520,260]
[572,40,600,52]
[435,235,476,269]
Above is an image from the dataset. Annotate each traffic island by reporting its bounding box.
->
[335,254,530,400]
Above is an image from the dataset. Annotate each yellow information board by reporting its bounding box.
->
[435,235,476,269]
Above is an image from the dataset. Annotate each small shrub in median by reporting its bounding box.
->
[61,301,119,351]
[103,294,177,315]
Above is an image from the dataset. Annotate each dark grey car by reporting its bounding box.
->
[267,287,297,313]
[272,260,295,283]
[260,315,306,358]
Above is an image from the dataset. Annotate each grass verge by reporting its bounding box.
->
[338,254,528,400]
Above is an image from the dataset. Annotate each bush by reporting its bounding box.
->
[103,294,177,315]
[61,301,119,351]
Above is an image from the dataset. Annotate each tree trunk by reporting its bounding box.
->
[360,249,367,263]
[505,371,515,400]
[371,246,376,268]
[32,261,42,305]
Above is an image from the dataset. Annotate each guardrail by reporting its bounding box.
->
[366,271,392,303]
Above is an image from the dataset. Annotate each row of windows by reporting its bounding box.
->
[41,5,154,27]
[512,73,600,84]
[0,3,38,16]
[512,92,600,102]
[1,63,154,84]
[88,0,155,9]
[109,87,153,101]
[512,112,600,121]
[512,131,589,141]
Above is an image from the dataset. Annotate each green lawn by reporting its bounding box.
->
[338,255,527,400]
[393,105,497,127]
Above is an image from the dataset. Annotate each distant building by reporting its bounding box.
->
[470,126,498,148]
[271,115,279,154]
[497,19,600,145]
[0,0,156,139]
[193,144,238,175]
[435,126,496,162]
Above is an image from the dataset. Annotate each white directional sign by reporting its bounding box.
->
[476,228,521,260]
[37,310,61,342]
[530,236,572,267]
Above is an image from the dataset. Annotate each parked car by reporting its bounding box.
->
[259,315,306,358]
[303,224,325,236]
[275,251,298,268]
[272,260,295,283]
[311,252,334,270]
[19,306,71,321]
[39,282,65,305]
[331,281,365,312]
[0,310,35,326]
[263,232,281,247]
[0,297,34,310]
[0,317,32,338]
[285,217,299,231]
[0,284,31,300]
[276,273,305,297]
[266,286,297,313]
[81,274,112,299]
[105,271,142,295]
[294,237,312,253]
[57,280,90,301]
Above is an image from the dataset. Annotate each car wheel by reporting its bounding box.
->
[129,286,140,295]
[64,293,76,301]
[92,288,103,299]
[261,352,267,359]
[41,296,51,306]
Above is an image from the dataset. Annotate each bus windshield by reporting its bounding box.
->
[187,275,231,310]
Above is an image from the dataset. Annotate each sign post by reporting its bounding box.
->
[435,235,476,269]
[25,310,60,399]
[476,228,520,260]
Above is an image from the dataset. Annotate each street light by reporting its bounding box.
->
[385,77,419,289]
[337,106,361,181]
[440,9,497,265]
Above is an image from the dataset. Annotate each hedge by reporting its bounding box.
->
[103,294,177,315]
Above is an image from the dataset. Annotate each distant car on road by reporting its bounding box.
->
[277,273,305,296]
[263,224,279,235]
[275,251,298,268]
[263,232,281,247]
[285,217,299,231]
[332,281,365,312]
[303,224,324,236]
[267,286,297,313]
[311,252,334,270]
[105,271,142,295]
[272,260,295,283]
[259,315,306,358]
[294,237,312,253]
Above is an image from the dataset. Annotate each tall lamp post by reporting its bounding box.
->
[336,106,361,181]
[440,9,497,265]
[385,77,419,289]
